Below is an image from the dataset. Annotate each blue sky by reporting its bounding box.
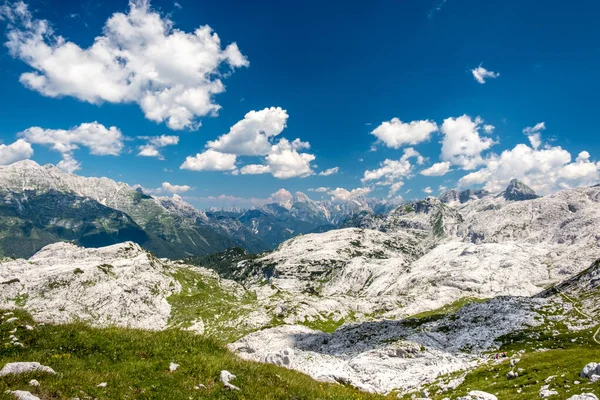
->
[0,0,599,208]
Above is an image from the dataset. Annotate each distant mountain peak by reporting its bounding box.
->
[503,179,539,201]
[439,188,491,204]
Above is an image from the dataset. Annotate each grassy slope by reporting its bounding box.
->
[0,309,388,400]
[167,268,260,343]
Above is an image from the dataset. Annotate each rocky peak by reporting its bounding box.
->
[440,189,491,204]
[503,179,539,201]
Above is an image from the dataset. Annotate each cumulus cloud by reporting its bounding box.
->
[440,115,495,170]
[207,107,288,155]
[328,187,372,202]
[308,187,330,193]
[483,124,495,133]
[370,118,438,149]
[421,161,451,176]
[1,0,248,130]
[458,140,600,194]
[183,108,315,179]
[180,149,237,171]
[523,122,545,150]
[423,186,433,194]
[362,147,423,196]
[161,182,191,193]
[137,135,179,158]
[238,138,315,179]
[0,139,34,165]
[18,122,123,172]
[319,167,339,176]
[471,65,499,84]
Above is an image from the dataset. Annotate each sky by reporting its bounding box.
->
[0,0,599,209]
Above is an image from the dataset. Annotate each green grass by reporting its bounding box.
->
[0,309,388,400]
[167,268,260,342]
[300,312,355,334]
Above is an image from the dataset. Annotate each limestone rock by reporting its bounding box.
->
[0,362,56,376]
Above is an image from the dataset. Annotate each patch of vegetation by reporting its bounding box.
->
[0,309,388,400]
[301,312,355,334]
[73,268,84,274]
[167,268,258,342]
[9,293,28,307]
[96,264,115,277]
[402,297,489,328]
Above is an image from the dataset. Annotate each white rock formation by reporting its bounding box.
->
[0,362,56,376]
[0,242,179,330]
[230,297,543,394]
[5,391,40,400]
[566,394,599,400]
[457,390,498,400]
[220,370,240,390]
[580,362,600,378]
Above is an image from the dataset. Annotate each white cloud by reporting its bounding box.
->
[523,122,545,150]
[483,124,495,133]
[1,1,248,130]
[268,188,293,204]
[423,186,433,194]
[135,181,191,194]
[471,65,500,84]
[19,121,123,172]
[362,147,422,196]
[319,167,339,176]
[370,118,438,149]
[56,153,81,173]
[458,142,600,195]
[440,115,495,170]
[180,149,236,171]
[238,164,270,175]
[207,107,288,156]
[161,182,191,193]
[239,138,315,179]
[137,135,179,158]
[0,139,34,165]
[328,187,372,202]
[421,161,451,176]
[20,122,123,155]
[308,187,330,193]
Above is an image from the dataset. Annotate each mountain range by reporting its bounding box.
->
[2,160,600,398]
[0,160,385,259]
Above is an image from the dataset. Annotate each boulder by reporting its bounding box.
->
[0,362,56,376]
[580,362,599,378]
[28,380,39,387]
[539,389,558,398]
[566,394,599,400]
[507,370,518,380]
[5,391,40,400]
[220,370,240,391]
[457,390,498,400]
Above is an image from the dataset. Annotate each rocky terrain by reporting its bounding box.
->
[2,169,600,398]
